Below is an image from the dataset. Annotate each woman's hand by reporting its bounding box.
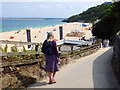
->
[58,58,60,62]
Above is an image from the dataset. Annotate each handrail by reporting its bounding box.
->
[0,39,92,46]
[0,40,40,45]
[1,58,42,67]
[0,39,94,57]
[0,51,43,56]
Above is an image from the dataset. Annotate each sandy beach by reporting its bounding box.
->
[0,22,92,52]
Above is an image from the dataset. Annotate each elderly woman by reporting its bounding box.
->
[42,32,60,84]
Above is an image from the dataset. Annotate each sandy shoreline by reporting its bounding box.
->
[0,22,93,52]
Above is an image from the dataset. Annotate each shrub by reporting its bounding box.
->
[4,44,8,52]
[11,45,19,52]
[23,46,27,52]
[0,46,3,53]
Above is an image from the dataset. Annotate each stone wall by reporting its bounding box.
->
[112,31,120,83]
[1,63,46,88]
[1,44,100,89]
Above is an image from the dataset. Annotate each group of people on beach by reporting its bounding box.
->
[103,39,109,47]
[79,36,85,41]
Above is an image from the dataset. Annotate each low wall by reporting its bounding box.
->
[1,44,101,89]
[1,64,46,88]
[112,31,120,83]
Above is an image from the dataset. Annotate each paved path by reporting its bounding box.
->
[28,47,119,88]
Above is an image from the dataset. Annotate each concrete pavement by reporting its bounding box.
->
[28,47,119,88]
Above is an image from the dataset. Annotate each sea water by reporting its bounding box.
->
[1,18,65,32]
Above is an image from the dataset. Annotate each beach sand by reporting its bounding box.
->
[0,22,93,52]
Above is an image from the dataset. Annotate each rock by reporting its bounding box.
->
[0,68,4,72]
[2,74,11,88]
[3,56,8,60]
[60,60,64,66]
[9,66,15,71]
[28,67,34,74]
[4,82,10,88]
[32,75,39,79]
[10,76,18,85]
[41,70,46,78]
[73,55,79,59]
[16,67,20,71]
[11,80,21,88]
[80,53,84,57]
[20,69,30,76]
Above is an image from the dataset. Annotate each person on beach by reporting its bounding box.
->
[103,39,107,47]
[106,39,110,47]
[42,32,60,84]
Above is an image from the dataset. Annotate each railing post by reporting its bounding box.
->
[71,46,73,54]
[58,45,61,51]
[35,44,39,59]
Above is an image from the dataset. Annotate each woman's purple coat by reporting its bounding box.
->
[44,40,59,72]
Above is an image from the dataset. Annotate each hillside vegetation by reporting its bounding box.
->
[62,3,112,23]
[92,1,120,40]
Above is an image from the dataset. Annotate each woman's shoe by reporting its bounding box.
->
[48,81,53,84]
[52,80,56,83]
[48,80,53,84]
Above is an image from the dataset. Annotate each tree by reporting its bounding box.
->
[92,1,120,40]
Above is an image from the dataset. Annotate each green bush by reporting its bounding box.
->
[11,45,19,52]
[62,3,112,22]
[0,46,3,53]
[92,1,120,40]
[13,56,20,60]
[4,44,8,52]
[23,46,27,52]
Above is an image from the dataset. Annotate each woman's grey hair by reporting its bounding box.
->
[47,32,54,41]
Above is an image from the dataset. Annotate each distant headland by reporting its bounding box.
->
[0,18,65,20]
